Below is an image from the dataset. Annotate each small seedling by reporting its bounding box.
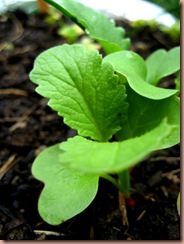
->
[30,0,180,225]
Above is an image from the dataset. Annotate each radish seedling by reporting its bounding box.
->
[30,0,180,225]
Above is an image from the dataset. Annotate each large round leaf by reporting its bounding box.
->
[60,119,176,174]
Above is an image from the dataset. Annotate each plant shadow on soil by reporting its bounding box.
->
[0,10,180,240]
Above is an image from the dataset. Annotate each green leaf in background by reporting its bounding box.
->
[175,71,180,93]
[117,85,180,149]
[32,144,99,225]
[146,47,180,85]
[58,23,84,43]
[29,44,127,142]
[44,0,130,54]
[103,50,179,100]
[60,119,175,174]
[177,192,180,215]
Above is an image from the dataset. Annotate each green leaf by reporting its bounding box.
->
[117,85,180,149]
[32,144,99,225]
[103,50,179,100]
[44,0,130,54]
[146,47,180,85]
[30,44,127,142]
[60,119,175,174]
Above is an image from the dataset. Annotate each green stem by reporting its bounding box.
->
[100,169,131,197]
[100,174,122,192]
[117,168,130,197]
[44,0,85,30]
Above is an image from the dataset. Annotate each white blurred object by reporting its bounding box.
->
[0,0,36,13]
[0,0,177,26]
[76,0,177,26]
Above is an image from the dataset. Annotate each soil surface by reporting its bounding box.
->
[0,10,180,240]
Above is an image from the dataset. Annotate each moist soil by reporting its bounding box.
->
[0,10,180,240]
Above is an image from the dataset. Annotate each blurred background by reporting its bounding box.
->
[0,0,180,26]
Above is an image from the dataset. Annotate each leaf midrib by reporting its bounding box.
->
[47,52,106,141]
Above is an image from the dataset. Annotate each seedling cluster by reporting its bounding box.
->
[30,0,180,225]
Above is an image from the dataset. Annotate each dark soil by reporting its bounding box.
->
[0,10,180,240]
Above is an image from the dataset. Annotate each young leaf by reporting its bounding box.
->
[117,85,180,149]
[146,47,180,85]
[30,44,127,142]
[32,144,99,225]
[44,0,130,54]
[103,50,179,100]
[60,119,175,174]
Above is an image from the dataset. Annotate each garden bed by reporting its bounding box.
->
[0,10,180,240]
